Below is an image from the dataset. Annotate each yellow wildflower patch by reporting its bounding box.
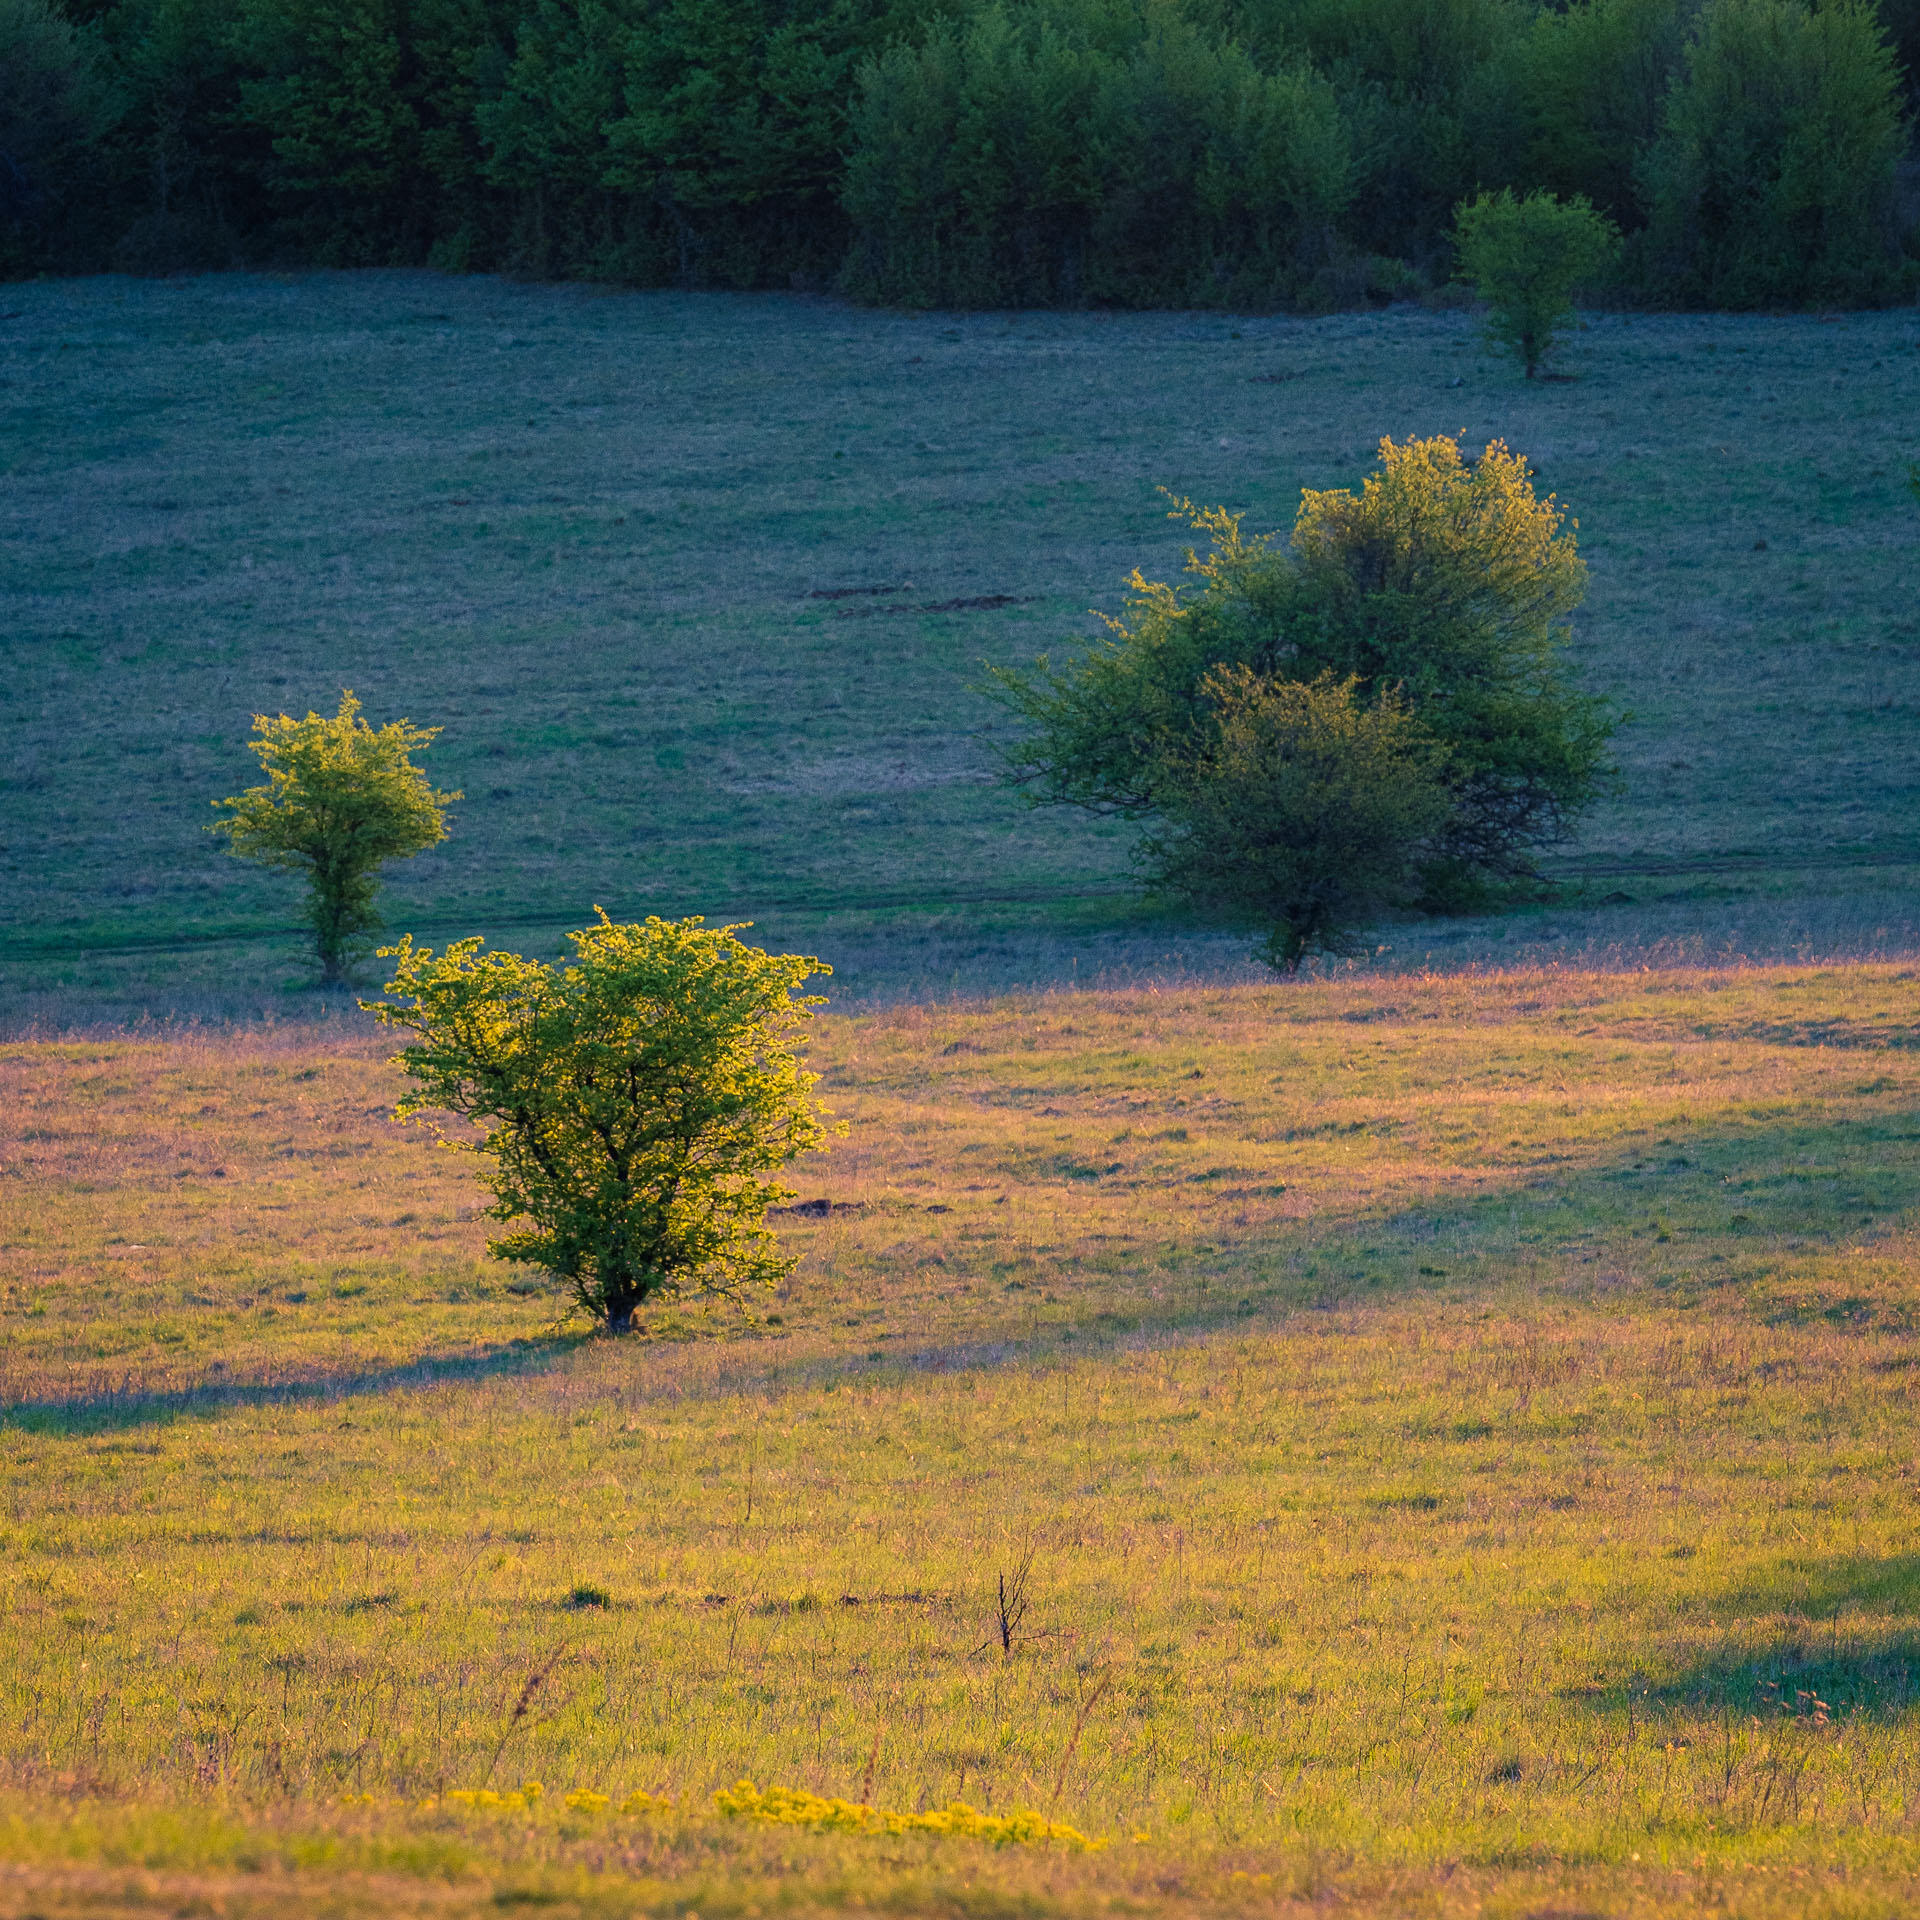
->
[713,1781,1104,1850]
[422,1784,669,1819]
[434,1782,544,1813]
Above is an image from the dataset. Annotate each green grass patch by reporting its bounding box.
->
[4,277,1920,1021]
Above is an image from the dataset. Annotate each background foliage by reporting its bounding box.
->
[1639,0,1912,307]
[3,0,1915,303]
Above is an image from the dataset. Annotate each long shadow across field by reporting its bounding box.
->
[7,1093,1915,1433]
[781,1095,1915,1391]
[0,1332,591,1436]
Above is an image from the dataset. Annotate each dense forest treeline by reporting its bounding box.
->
[4,0,1917,305]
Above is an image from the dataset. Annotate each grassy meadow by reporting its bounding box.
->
[6,963,1920,1915]
[7,268,1920,1915]
[4,274,1920,1021]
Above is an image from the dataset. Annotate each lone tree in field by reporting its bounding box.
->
[369,914,835,1334]
[210,691,459,985]
[1452,189,1618,378]
[996,435,1614,965]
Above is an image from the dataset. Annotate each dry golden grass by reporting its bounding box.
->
[7,960,1918,1399]
[3,963,1920,1914]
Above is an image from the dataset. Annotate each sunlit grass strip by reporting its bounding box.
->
[715,1781,1106,1849]
[6,973,1920,1918]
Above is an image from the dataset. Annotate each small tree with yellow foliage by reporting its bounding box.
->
[209,691,459,984]
[369,915,834,1333]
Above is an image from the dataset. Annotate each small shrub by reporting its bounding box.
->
[1144,669,1448,971]
[209,691,459,985]
[565,1583,612,1610]
[1452,188,1619,377]
[369,914,836,1334]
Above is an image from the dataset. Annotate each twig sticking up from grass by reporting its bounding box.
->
[997,1551,1034,1657]
[480,1642,570,1788]
[859,1721,885,1805]
[1047,1671,1113,1816]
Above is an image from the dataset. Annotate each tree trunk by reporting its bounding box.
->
[313,868,349,985]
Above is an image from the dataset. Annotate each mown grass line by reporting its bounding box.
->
[0,883,1141,964]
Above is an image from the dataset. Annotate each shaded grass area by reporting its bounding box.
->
[4,965,1920,1913]
[4,276,1920,1022]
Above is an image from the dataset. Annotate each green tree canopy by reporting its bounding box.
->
[996,435,1614,911]
[209,690,459,984]
[1452,187,1619,377]
[1640,0,1909,307]
[369,914,836,1334]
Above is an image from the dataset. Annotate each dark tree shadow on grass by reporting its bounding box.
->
[1256,1101,1917,1328]
[617,1095,1920,1410]
[0,1332,593,1436]
[1617,1558,1920,1725]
